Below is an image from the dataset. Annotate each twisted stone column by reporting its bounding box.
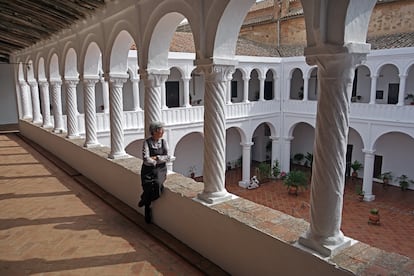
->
[38,81,52,128]
[197,64,233,204]
[50,80,65,133]
[299,53,366,256]
[83,78,99,147]
[19,81,32,119]
[64,79,79,138]
[108,76,128,159]
[141,71,169,137]
[28,81,42,124]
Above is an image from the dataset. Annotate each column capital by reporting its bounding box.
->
[64,78,79,86]
[141,71,169,87]
[362,148,376,155]
[83,78,99,86]
[306,53,367,79]
[197,64,235,83]
[27,80,38,86]
[49,79,62,86]
[399,73,407,78]
[109,76,128,87]
[240,142,254,147]
[283,136,294,141]
[269,135,280,141]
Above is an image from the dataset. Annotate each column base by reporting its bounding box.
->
[238,180,250,189]
[84,141,100,148]
[67,134,80,139]
[363,194,375,201]
[108,151,129,159]
[53,128,65,134]
[196,190,234,205]
[298,232,352,257]
[42,124,53,129]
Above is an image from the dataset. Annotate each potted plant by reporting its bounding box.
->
[356,188,365,201]
[283,170,308,196]
[396,174,414,191]
[350,160,363,178]
[272,160,281,179]
[378,171,393,188]
[368,208,380,225]
[405,93,414,105]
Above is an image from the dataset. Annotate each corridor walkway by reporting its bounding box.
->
[225,168,414,260]
[0,133,221,275]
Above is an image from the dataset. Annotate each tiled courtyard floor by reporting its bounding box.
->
[225,168,414,260]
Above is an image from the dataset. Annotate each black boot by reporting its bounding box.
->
[144,205,152,224]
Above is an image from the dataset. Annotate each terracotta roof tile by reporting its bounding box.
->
[152,31,414,58]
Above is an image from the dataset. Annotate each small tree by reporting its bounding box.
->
[397,174,414,191]
[257,162,271,181]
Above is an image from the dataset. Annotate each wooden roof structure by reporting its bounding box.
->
[0,0,106,63]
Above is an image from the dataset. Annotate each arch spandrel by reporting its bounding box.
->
[63,49,79,79]
[83,42,102,77]
[138,0,198,69]
[212,0,255,60]
[49,54,61,80]
[109,30,136,75]
[79,33,104,77]
[38,58,47,81]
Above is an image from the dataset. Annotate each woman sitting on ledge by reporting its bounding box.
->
[138,121,170,223]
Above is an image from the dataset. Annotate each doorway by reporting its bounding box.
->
[387,83,399,104]
[166,81,180,108]
[345,144,353,177]
[373,155,383,178]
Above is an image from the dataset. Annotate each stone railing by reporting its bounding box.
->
[73,100,413,136]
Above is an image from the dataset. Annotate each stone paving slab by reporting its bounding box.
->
[0,133,212,275]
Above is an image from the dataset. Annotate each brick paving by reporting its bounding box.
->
[0,133,204,275]
[225,168,414,260]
